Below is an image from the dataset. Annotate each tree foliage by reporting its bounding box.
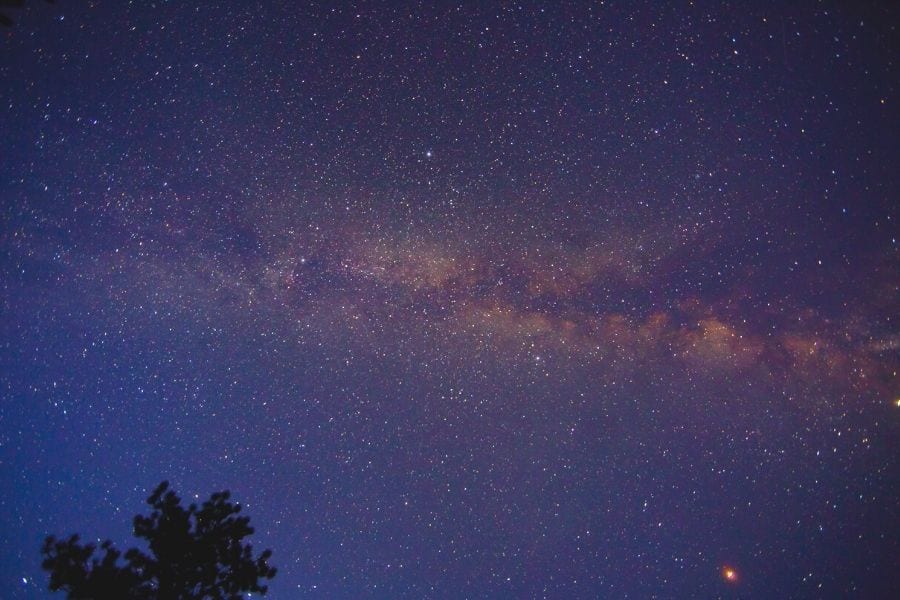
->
[41,481,277,599]
[0,0,54,27]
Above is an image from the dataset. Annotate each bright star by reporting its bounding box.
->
[722,565,739,583]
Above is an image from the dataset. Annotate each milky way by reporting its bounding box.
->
[1,2,898,598]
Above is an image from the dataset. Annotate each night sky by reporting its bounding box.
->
[2,1,899,598]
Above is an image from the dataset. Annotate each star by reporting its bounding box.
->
[722,565,739,584]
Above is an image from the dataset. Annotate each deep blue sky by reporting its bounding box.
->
[1,1,898,598]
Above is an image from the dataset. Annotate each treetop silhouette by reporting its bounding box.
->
[41,481,277,599]
[0,0,55,27]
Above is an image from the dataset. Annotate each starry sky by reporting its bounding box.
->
[1,1,898,598]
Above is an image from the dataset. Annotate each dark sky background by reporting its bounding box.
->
[2,1,898,598]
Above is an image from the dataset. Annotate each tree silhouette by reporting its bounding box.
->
[0,0,54,27]
[41,481,277,599]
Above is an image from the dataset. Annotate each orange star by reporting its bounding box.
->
[722,565,739,583]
